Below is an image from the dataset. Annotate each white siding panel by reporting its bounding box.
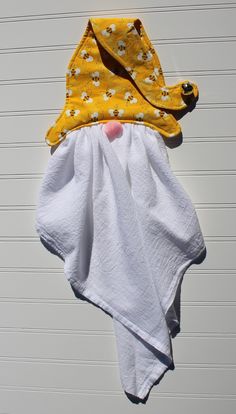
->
[0,141,236,175]
[0,298,235,334]
[1,41,235,81]
[0,331,235,365]
[0,175,236,206]
[0,271,235,302]
[0,359,235,395]
[0,0,229,16]
[0,391,235,414]
[1,1,236,412]
[0,107,235,145]
[0,9,235,49]
[0,74,234,112]
[1,207,236,239]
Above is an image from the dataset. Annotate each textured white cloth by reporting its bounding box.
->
[35,122,206,402]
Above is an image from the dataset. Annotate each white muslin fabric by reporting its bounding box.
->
[35,122,206,402]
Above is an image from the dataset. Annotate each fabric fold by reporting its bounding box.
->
[89,17,199,110]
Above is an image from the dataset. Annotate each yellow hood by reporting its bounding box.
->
[45,17,199,146]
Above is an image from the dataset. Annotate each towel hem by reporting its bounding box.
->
[164,243,207,321]
[136,357,173,400]
[135,243,207,400]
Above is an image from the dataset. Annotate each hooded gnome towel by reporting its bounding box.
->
[35,16,207,403]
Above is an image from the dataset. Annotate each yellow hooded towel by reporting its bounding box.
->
[45,17,199,147]
[36,16,206,403]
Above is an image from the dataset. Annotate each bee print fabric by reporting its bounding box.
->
[45,17,199,147]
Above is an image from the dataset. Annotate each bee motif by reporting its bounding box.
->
[91,112,99,122]
[103,89,116,101]
[66,68,80,77]
[66,89,72,98]
[137,50,153,62]
[125,67,137,80]
[124,92,137,104]
[58,129,69,141]
[65,109,80,117]
[154,109,169,119]
[144,67,160,84]
[80,50,93,62]
[135,113,144,122]
[127,23,139,35]
[108,108,124,118]
[148,46,156,56]
[81,92,93,103]
[158,66,163,76]
[160,87,170,101]
[117,40,126,56]
[101,24,116,37]
[91,71,100,86]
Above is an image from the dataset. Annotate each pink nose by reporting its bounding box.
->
[103,121,123,141]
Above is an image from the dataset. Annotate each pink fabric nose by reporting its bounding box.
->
[103,121,123,141]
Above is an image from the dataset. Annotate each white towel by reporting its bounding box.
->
[35,122,206,403]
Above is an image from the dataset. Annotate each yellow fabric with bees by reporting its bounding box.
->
[45,17,199,147]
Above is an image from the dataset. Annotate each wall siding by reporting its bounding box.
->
[0,1,235,412]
